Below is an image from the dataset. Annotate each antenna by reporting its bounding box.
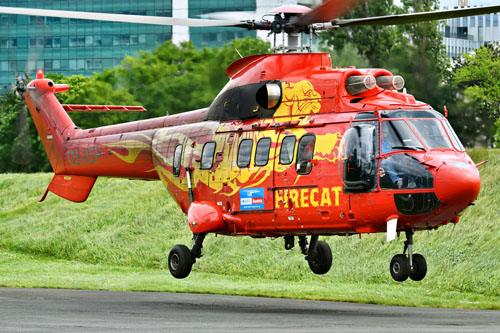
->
[235,48,243,59]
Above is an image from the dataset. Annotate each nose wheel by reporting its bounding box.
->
[389,228,427,282]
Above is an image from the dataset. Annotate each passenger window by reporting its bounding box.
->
[237,139,253,167]
[296,135,316,175]
[173,144,183,177]
[255,138,271,166]
[279,135,296,165]
[201,141,216,170]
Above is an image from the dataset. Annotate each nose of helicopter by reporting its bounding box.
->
[434,162,481,209]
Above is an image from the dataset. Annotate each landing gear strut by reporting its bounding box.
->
[389,228,427,282]
[168,232,207,279]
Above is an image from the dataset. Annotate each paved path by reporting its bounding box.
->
[0,287,498,332]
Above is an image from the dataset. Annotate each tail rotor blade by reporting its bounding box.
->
[12,99,33,165]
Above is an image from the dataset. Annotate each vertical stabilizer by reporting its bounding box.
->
[24,70,77,174]
[24,70,97,202]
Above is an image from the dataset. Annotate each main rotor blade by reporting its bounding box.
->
[295,0,362,26]
[332,4,500,27]
[0,6,243,27]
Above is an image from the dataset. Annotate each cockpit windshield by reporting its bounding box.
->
[381,120,424,153]
[380,117,463,153]
[407,119,453,150]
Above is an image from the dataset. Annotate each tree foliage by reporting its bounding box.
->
[0,91,51,173]
[452,44,500,145]
[321,0,401,67]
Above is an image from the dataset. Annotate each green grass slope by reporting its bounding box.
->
[0,149,499,309]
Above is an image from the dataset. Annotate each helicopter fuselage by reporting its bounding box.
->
[24,52,480,280]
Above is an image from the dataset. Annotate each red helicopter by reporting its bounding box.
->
[3,1,498,282]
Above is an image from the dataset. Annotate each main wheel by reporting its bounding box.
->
[307,241,332,275]
[168,245,193,279]
[390,254,409,282]
[409,253,427,281]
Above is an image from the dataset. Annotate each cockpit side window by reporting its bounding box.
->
[340,123,378,192]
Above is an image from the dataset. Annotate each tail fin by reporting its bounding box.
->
[25,70,97,202]
[25,70,76,173]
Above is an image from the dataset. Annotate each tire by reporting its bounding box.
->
[307,241,332,275]
[168,245,193,279]
[390,254,409,282]
[409,253,427,281]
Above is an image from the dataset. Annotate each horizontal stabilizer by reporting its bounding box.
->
[40,174,97,203]
[62,105,146,112]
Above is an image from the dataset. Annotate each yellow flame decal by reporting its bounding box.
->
[103,140,152,164]
[274,80,322,117]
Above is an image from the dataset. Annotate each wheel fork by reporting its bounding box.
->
[403,228,414,271]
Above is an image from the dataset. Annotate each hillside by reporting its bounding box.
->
[0,149,499,309]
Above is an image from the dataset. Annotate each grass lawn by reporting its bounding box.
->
[0,148,499,309]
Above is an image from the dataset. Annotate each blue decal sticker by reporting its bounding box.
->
[240,188,265,210]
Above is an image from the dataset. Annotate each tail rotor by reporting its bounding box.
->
[12,72,33,165]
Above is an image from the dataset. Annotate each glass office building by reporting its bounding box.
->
[0,0,256,92]
[189,0,256,48]
[439,4,500,58]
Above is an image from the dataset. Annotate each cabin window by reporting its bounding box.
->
[279,135,296,165]
[201,141,216,170]
[237,139,253,168]
[255,138,271,166]
[296,135,316,175]
[173,144,183,177]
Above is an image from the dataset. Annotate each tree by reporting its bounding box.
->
[452,44,500,145]
[321,1,402,67]
[0,91,51,173]
[114,37,271,118]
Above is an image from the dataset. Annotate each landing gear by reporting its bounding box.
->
[389,228,427,282]
[168,232,207,279]
[296,235,332,275]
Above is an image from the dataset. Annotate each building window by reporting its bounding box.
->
[255,138,271,167]
[85,36,93,47]
[44,60,52,71]
[470,16,475,27]
[494,15,498,27]
[130,35,138,46]
[486,15,491,27]
[296,135,316,175]
[93,35,102,47]
[279,135,296,165]
[237,139,253,168]
[201,141,216,170]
